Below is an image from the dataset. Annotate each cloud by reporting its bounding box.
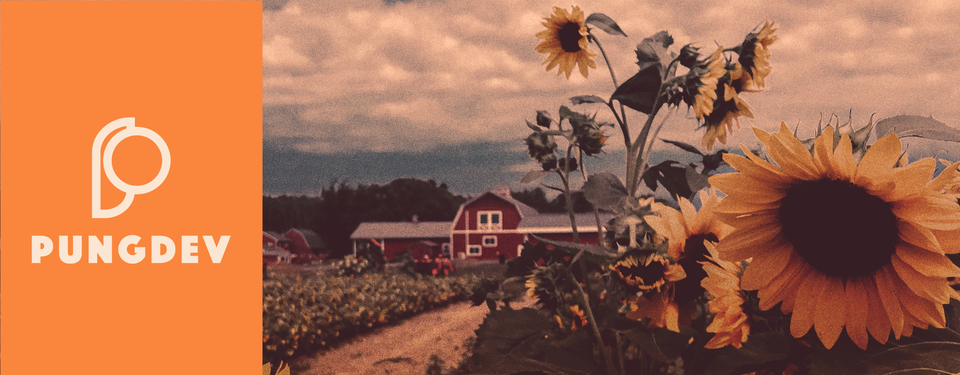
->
[263,0,960,170]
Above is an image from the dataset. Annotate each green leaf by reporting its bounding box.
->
[611,65,661,114]
[807,341,960,375]
[526,120,541,131]
[570,95,607,105]
[468,308,594,375]
[875,115,960,143]
[703,332,793,375]
[585,13,627,37]
[635,30,674,73]
[701,149,728,175]
[559,105,575,120]
[530,235,619,264]
[661,138,704,155]
[624,326,696,362]
[641,161,695,199]
[521,169,553,185]
[582,172,630,211]
[685,165,709,194]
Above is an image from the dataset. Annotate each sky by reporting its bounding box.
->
[262,0,960,197]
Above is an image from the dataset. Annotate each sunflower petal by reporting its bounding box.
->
[856,133,901,185]
[758,253,806,311]
[833,134,857,179]
[710,173,785,203]
[716,224,782,262]
[875,267,905,339]
[864,278,892,344]
[790,271,826,338]
[881,158,936,202]
[891,251,953,304]
[740,244,791,290]
[893,274,946,329]
[844,278,870,350]
[814,277,846,349]
[813,126,838,176]
[895,242,960,279]
[898,220,944,254]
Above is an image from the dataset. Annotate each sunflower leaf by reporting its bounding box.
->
[611,65,662,114]
[701,332,793,375]
[685,165,709,194]
[520,169,553,185]
[875,115,960,143]
[526,120,541,131]
[635,30,674,73]
[582,172,629,211]
[624,326,696,362]
[661,138,704,155]
[585,13,627,37]
[570,95,607,105]
[468,307,595,375]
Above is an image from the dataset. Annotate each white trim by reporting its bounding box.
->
[477,210,502,231]
[467,245,482,256]
[482,235,497,247]
[450,226,602,235]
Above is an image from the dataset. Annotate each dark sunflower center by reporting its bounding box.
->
[558,22,583,53]
[778,179,899,277]
[675,233,719,304]
[616,258,665,287]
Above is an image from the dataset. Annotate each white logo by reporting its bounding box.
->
[92,117,171,218]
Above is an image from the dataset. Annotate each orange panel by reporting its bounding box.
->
[1,2,262,373]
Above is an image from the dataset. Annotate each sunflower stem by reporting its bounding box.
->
[590,33,630,148]
[628,87,667,197]
[566,266,618,375]
[561,144,580,243]
[640,105,677,170]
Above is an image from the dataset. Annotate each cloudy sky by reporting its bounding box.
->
[262,0,960,197]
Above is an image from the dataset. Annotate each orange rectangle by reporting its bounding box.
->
[1,1,262,374]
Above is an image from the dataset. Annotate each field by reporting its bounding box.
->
[263,259,509,374]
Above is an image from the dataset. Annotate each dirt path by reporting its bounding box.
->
[293,300,512,375]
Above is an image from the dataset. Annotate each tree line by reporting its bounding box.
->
[263,178,592,259]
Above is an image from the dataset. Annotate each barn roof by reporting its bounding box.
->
[350,221,452,239]
[518,212,615,233]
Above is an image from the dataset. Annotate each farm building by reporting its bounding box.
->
[263,228,327,264]
[262,231,292,264]
[351,183,612,262]
[350,218,452,261]
[449,183,610,260]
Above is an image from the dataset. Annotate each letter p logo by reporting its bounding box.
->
[92,117,171,218]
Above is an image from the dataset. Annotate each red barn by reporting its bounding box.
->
[450,183,611,261]
[350,219,452,261]
[349,183,613,262]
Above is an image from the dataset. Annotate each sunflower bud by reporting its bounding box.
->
[678,44,700,68]
[525,132,558,166]
[536,110,554,128]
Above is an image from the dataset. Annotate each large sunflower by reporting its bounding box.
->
[700,241,750,349]
[645,188,733,304]
[709,123,960,350]
[535,6,597,79]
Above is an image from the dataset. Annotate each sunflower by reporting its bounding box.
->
[645,188,734,304]
[709,123,960,350]
[611,253,686,293]
[701,83,754,151]
[736,20,777,91]
[700,241,751,349]
[535,6,597,79]
[693,47,726,120]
